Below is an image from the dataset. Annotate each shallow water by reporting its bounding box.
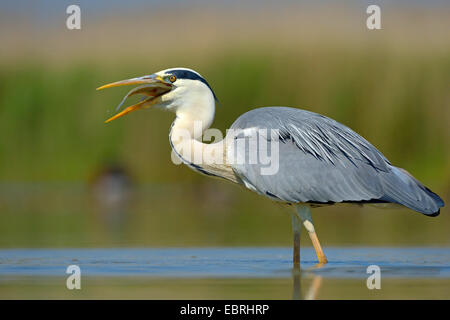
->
[1,247,449,299]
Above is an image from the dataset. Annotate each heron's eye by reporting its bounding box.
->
[169,75,177,83]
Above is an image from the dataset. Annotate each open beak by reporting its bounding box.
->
[97,74,172,123]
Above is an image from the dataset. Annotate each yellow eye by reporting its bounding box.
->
[169,75,177,83]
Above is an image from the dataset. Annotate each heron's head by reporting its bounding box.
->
[97,67,218,123]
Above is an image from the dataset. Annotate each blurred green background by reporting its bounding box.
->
[0,1,449,248]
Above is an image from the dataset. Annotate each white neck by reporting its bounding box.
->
[168,98,238,183]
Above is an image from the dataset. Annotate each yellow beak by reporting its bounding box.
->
[97,74,172,123]
[103,98,150,123]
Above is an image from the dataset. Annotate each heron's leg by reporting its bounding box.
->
[296,206,328,264]
[291,212,302,267]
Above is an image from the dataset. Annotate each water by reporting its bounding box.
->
[1,247,450,299]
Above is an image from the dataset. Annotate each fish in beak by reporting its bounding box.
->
[97,74,173,123]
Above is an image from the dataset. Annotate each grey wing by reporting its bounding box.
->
[229,107,443,216]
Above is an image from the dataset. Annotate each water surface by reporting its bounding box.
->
[1,247,449,299]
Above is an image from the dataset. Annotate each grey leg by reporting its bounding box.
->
[291,212,302,267]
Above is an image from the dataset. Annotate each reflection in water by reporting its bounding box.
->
[304,275,323,300]
[89,163,133,236]
[292,264,325,300]
[292,266,302,299]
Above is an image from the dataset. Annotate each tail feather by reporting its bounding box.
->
[380,167,444,216]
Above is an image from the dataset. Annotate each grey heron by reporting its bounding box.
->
[97,67,444,265]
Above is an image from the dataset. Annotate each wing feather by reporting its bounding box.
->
[228,107,443,215]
